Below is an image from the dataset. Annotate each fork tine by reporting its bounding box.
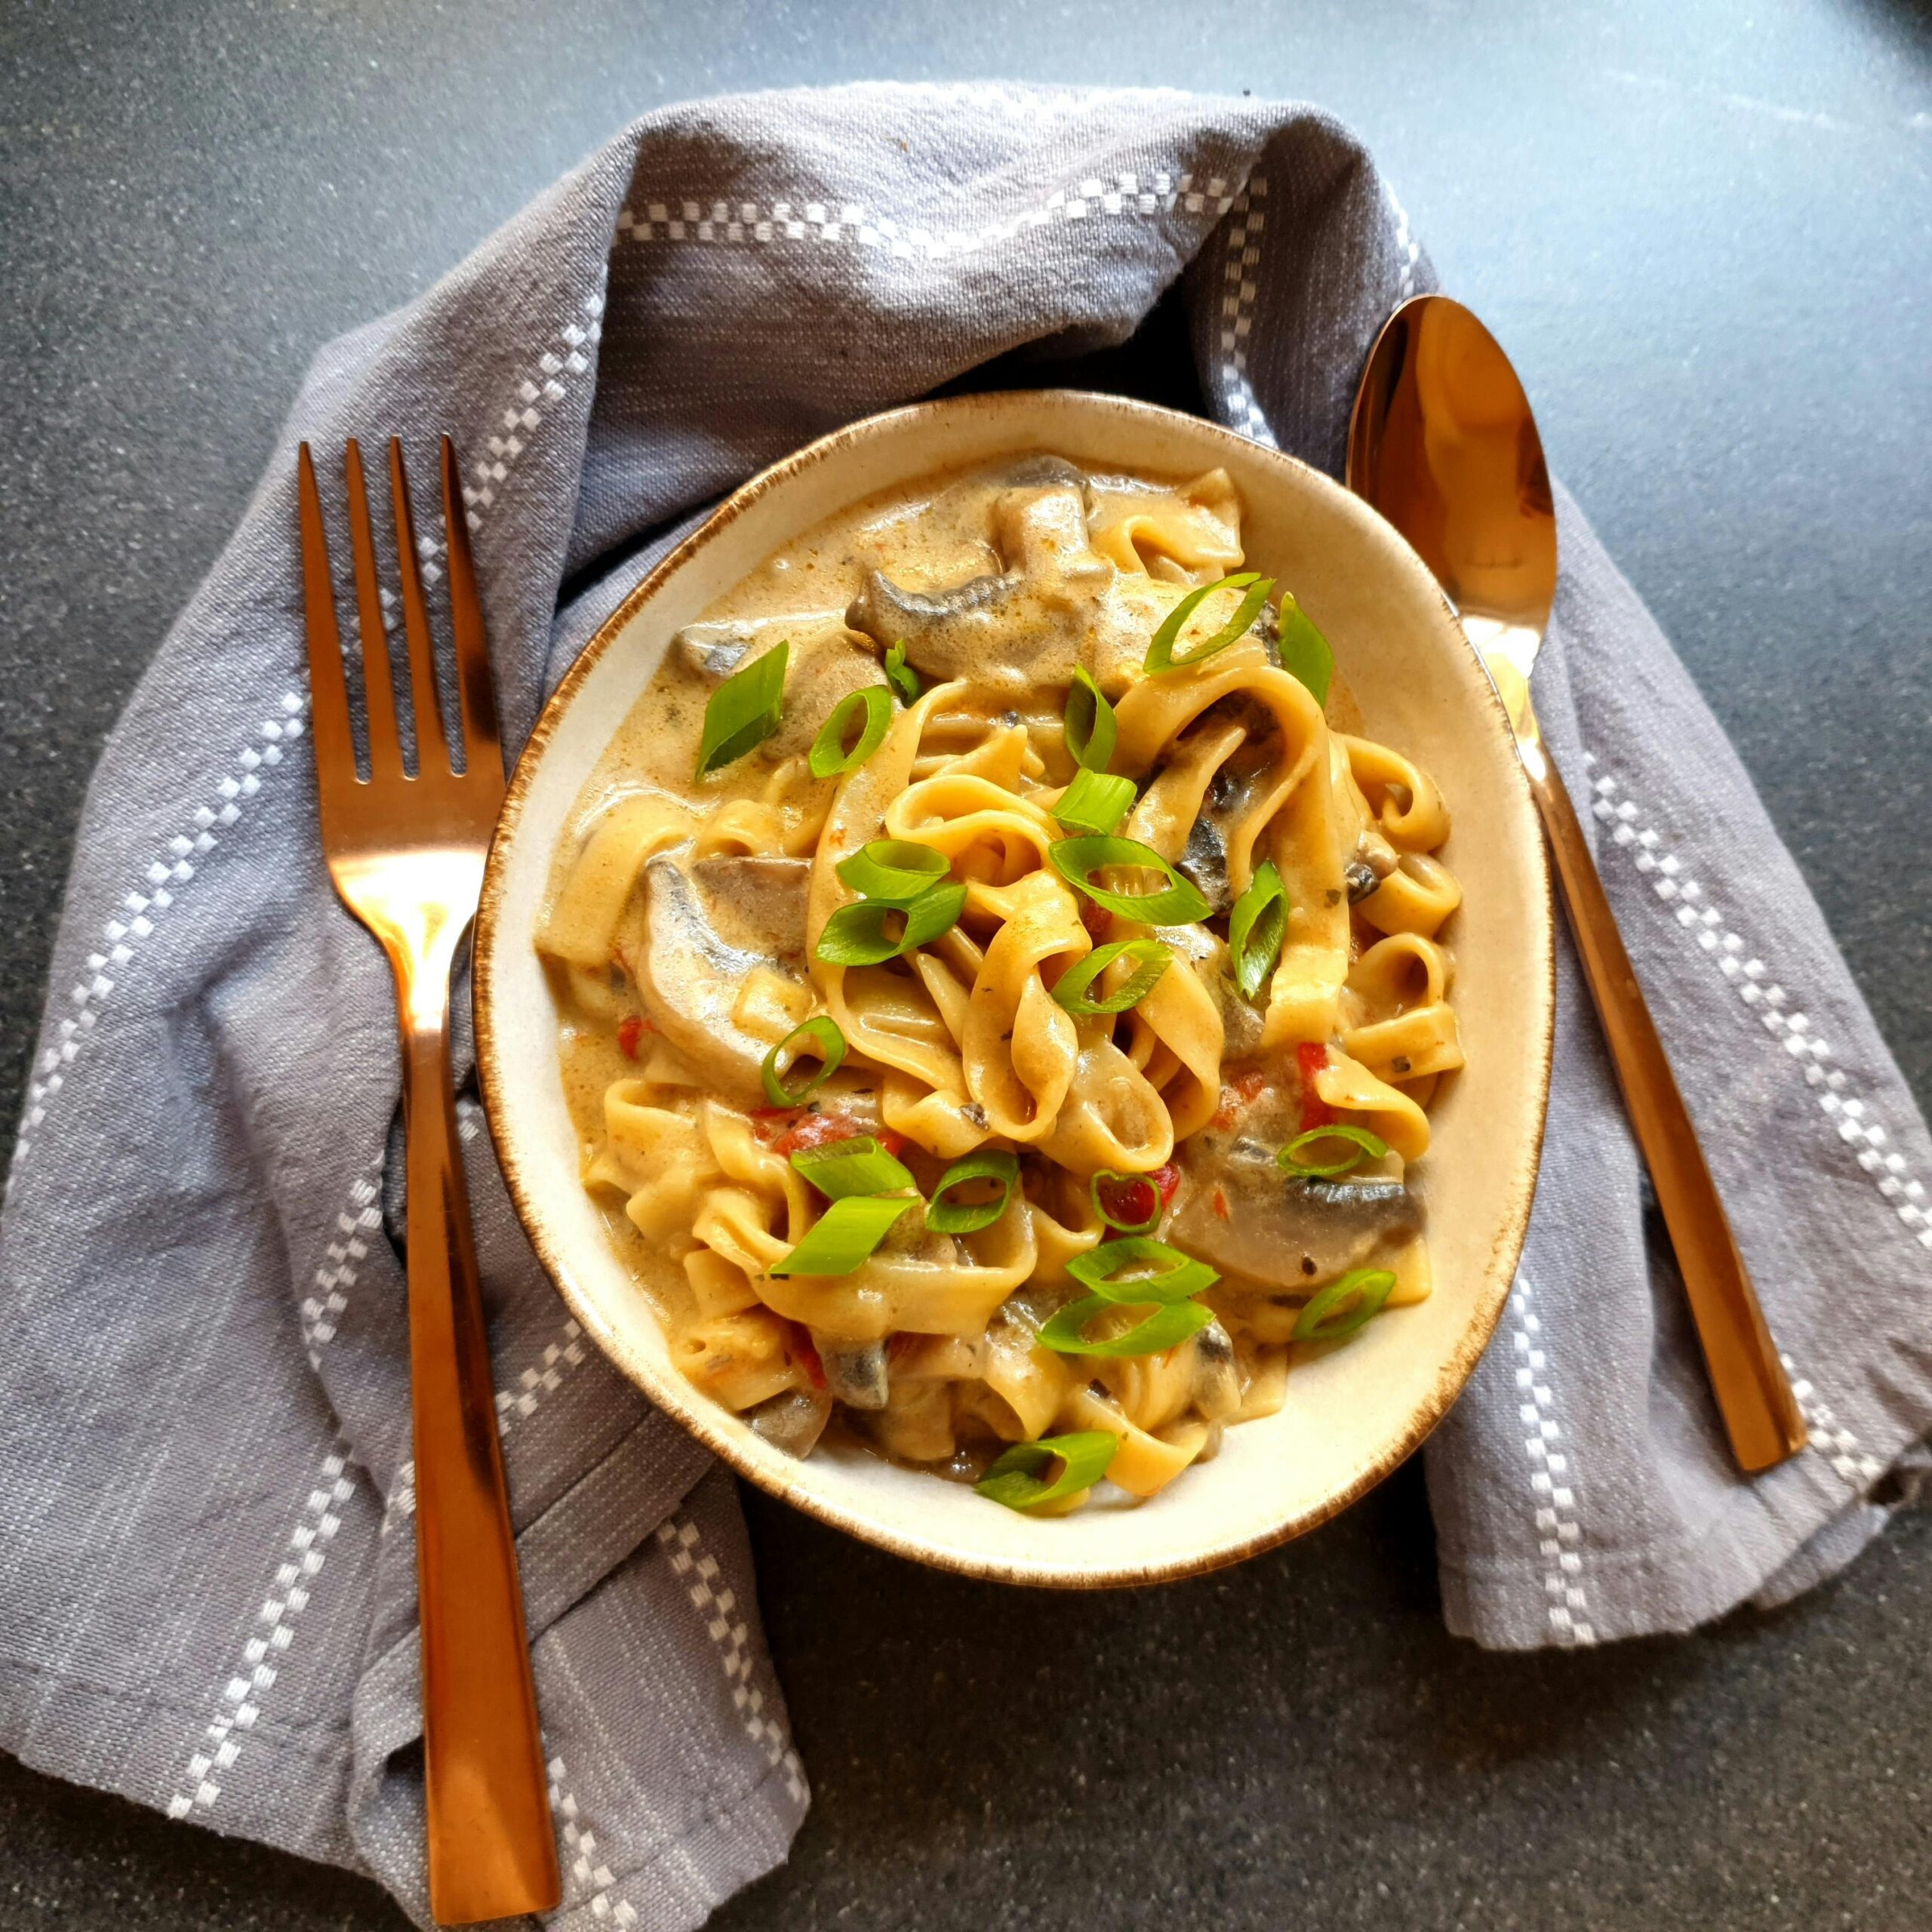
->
[387,438,454,777]
[343,440,405,778]
[297,443,358,813]
[440,436,504,785]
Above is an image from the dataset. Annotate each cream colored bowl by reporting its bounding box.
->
[475,390,1553,1589]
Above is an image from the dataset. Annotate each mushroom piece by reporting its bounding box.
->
[845,565,1020,648]
[745,1388,832,1458]
[1169,1143,1420,1290]
[843,459,1115,693]
[811,1331,890,1411]
[637,851,808,1103]
[1191,1318,1241,1420]
[1177,815,1232,915]
[689,854,811,963]
[672,620,756,680]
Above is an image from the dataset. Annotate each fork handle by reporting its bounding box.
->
[397,920,561,1924]
[1524,743,1808,1472]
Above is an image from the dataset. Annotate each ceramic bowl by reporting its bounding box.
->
[474,389,1553,1589]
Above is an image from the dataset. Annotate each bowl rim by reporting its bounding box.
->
[472,387,1555,1589]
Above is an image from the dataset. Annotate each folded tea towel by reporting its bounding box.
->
[3,82,1929,1927]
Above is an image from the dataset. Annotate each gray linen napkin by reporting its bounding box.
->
[3,82,1929,1924]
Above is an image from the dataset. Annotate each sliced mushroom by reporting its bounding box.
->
[844,460,1115,693]
[745,1388,832,1457]
[1191,1318,1241,1420]
[638,851,801,1104]
[690,854,811,963]
[811,1332,890,1411]
[1170,1147,1420,1290]
[845,566,1020,648]
[673,620,757,679]
[1177,815,1232,915]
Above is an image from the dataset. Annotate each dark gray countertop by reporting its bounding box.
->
[2,1,1928,1926]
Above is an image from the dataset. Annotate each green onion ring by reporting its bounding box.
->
[1228,860,1288,1001]
[1048,835,1211,928]
[1037,1293,1217,1358]
[974,1430,1118,1510]
[1051,937,1171,1017]
[924,1149,1020,1234]
[808,686,892,780]
[1064,668,1118,773]
[815,880,968,967]
[768,1195,918,1277]
[1143,574,1275,676]
[1277,593,1334,706]
[834,838,949,904]
[760,1016,846,1108]
[883,640,922,706]
[789,1136,917,1201]
[696,640,789,777]
[1052,768,1137,836]
[1291,1267,1397,1343]
[1090,1169,1161,1235]
[1277,1123,1389,1178]
[1066,1235,1220,1303]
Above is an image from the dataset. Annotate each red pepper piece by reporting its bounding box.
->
[616,1014,645,1059]
[1096,1173,1160,1229]
[771,1112,867,1158]
[1149,1161,1181,1205]
[1297,1040,1335,1131]
[786,1321,826,1391]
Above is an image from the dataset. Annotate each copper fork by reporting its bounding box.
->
[297,436,561,1924]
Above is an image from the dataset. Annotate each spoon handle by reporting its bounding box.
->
[1524,741,1809,1472]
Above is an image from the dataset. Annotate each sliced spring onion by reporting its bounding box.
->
[808,685,892,779]
[814,879,968,966]
[1090,1168,1161,1235]
[1038,1292,1216,1358]
[696,640,788,777]
[1052,768,1136,836]
[1277,1123,1389,1178]
[1048,835,1211,928]
[1228,859,1287,1001]
[760,1016,846,1108]
[835,838,949,904]
[1051,937,1171,1017]
[883,639,922,706]
[1066,1235,1220,1303]
[974,1430,1118,1510]
[1291,1267,1396,1342]
[1276,593,1334,707]
[790,1135,916,1201]
[1144,574,1275,676]
[924,1149,1019,1234]
[1064,667,1118,773]
[768,1194,918,1277]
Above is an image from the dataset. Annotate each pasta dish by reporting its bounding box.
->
[538,456,1463,1514]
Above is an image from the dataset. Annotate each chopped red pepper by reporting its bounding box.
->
[786,1321,826,1390]
[616,1014,645,1059]
[1297,1040,1335,1131]
[1211,1187,1231,1219]
[1078,897,1113,943]
[1149,1161,1182,1205]
[771,1112,868,1158]
[1095,1173,1160,1229]
[877,1130,908,1159]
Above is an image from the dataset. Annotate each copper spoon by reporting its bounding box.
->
[1346,294,1807,1472]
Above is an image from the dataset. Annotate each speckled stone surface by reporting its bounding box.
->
[1,1,1928,1925]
